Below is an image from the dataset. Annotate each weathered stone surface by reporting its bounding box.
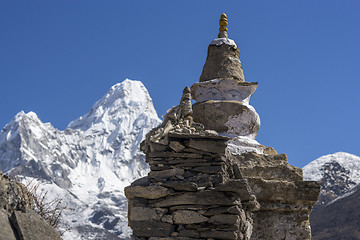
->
[208,214,240,225]
[247,178,320,205]
[173,210,209,224]
[200,230,238,240]
[192,165,224,174]
[0,172,33,212]
[168,131,229,141]
[175,162,214,168]
[150,191,240,207]
[191,79,258,104]
[215,179,253,201]
[251,210,311,240]
[240,165,302,181]
[161,181,198,192]
[178,229,200,238]
[125,185,171,200]
[232,152,288,169]
[149,141,168,152]
[187,138,226,154]
[0,210,16,240]
[192,100,260,138]
[0,172,65,240]
[161,215,173,224]
[148,168,185,180]
[169,141,186,152]
[199,43,245,82]
[129,207,167,221]
[169,205,209,212]
[130,221,175,237]
[129,197,149,208]
[11,210,62,240]
[149,237,198,240]
[204,206,241,216]
[149,152,203,159]
[263,146,277,155]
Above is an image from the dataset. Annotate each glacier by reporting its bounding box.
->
[0,79,161,239]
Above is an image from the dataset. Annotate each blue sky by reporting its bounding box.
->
[1,1,359,167]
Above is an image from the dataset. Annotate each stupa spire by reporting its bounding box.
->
[199,13,245,82]
[218,13,228,38]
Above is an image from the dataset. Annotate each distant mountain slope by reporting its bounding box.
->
[303,152,360,205]
[310,184,360,240]
[0,79,161,240]
[303,152,360,240]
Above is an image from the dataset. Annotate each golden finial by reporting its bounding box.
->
[218,13,228,38]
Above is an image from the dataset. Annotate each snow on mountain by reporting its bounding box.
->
[303,152,360,205]
[0,79,161,239]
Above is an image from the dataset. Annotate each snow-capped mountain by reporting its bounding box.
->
[0,79,161,239]
[303,153,360,239]
[303,152,360,206]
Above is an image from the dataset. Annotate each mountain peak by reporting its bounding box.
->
[303,152,360,205]
[0,79,162,239]
[12,111,40,123]
[303,152,360,182]
[67,79,158,131]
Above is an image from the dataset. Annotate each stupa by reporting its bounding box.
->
[192,13,259,139]
[125,13,320,240]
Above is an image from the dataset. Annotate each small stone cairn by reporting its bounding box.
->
[125,13,320,240]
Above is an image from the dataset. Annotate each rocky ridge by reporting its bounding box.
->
[0,171,62,240]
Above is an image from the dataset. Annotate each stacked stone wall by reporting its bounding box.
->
[125,132,259,240]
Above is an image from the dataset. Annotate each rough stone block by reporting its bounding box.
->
[192,165,224,174]
[161,181,198,192]
[149,237,198,240]
[187,138,226,154]
[247,178,320,205]
[208,214,240,225]
[173,210,209,224]
[148,169,185,180]
[131,221,175,237]
[125,185,171,200]
[178,229,200,238]
[161,215,173,224]
[169,141,186,152]
[10,210,62,240]
[129,207,167,221]
[0,210,16,240]
[149,152,203,159]
[215,179,252,201]
[150,191,240,207]
[200,230,237,240]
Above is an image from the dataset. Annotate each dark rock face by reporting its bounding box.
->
[310,185,360,240]
[317,161,356,205]
[200,44,245,82]
[0,171,62,240]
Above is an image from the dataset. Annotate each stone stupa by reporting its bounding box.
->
[125,13,320,240]
[192,13,259,139]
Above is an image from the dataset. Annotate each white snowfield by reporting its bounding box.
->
[0,79,161,239]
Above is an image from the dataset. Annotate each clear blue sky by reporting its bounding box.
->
[1,1,359,168]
